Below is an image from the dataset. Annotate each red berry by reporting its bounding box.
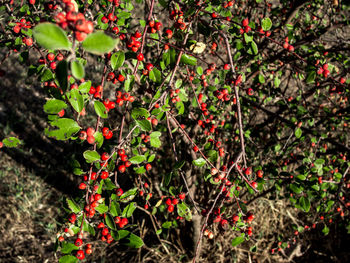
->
[223,64,230,70]
[76,250,85,260]
[75,238,83,247]
[118,165,126,173]
[47,53,55,61]
[116,188,124,196]
[87,136,95,144]
[145,163,152,171]
[167,204,174,212]
[178,193,186,200]
[79,182,87,190]
[256,170,263,178]
[102,227,109,236]
[242,18,249,27]
[136,53,144,61]
[101,171,109,179]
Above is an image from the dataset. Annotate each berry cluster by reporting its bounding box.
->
[55,0,94,41]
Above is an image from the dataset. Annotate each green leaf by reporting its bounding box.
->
[111,51,125,70]
[192,158,206,167]
[110,201,120,217]
[136,119,151,132]
[162,221,172,229]
[251,41,258,55]
[149,68,162,83]
[231,234,245,247]
[306,71,316,84]
[44,99,67,114]
[295,128,302,138]
[180,54,197,65]
[2,137,22,148]
[120,232,144,248]
[82,31,116,55]
[56,60,68,91]
[83,150,100,163]
[150,131,161,148]
[105,213,117,230]
[59,255,78,263]
[78,81,91,93]
[68,89,84,113]
[71,60,85,80]
[314,159,325,166]
[41,68,54,82]
[95,204,108,214]
[258,74,265,83]
[120,188,138,202]
[33,23,71,50]
[66,198,80,213]
[261,17,272,31]
[94,131,104,149]
[131,108,150,120]
[299,196,311,212]
[290,183,303,194]
[177,202,192,220]
[164,173,172,186]
[45,118,80,140]
[122,202,137,218]
[322,224,329,235]
[174,160,185,170]
[94,101,108,118]
[129,155,146,164]
[60,242,78,254]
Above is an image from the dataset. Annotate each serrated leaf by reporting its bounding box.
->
[71,60,85,80]
[44,99,67,114]
[111,51,125,70]
[94,101,108,118]
[33,23,71,50]
[82,31,116,55]
[83,150,100,163]
[66,198,80,213]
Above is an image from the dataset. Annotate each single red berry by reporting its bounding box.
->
[87,136,95,144]
[47,53,55,61]
[178,193,186,200]
[102,227,109,236]
[137,53,144,61]
[97,222,105,229]
[76,250,85,260]
[256,170,263,178]
[242,18,249,27]
[167,204,174,213]
[79,182,87,190]
[145,163,152,171]
[172,198,179,205]
[75,238,83,247]
[116,188,124,196]
[101,171,109,179]
[193,146,199,152]
[148,20,155,27]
